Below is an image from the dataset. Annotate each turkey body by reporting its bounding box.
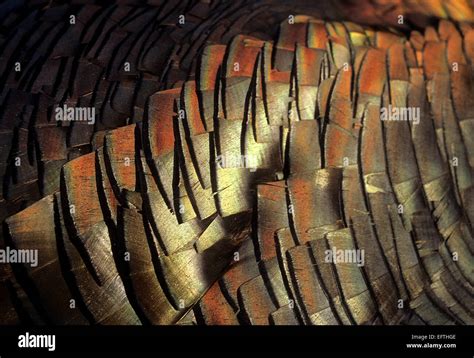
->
[0,0,473,325]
